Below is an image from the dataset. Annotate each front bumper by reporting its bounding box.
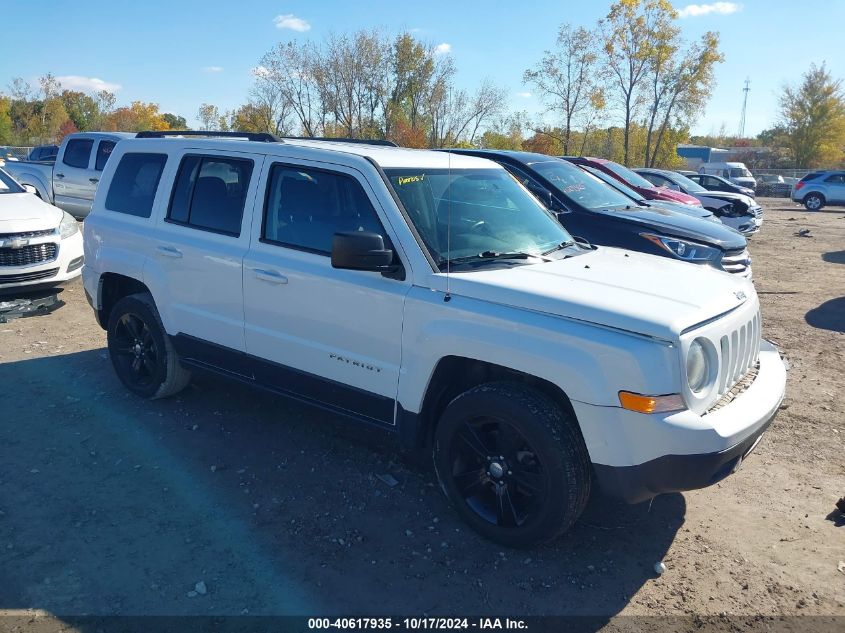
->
[0,229,83,293]
[573,340,787,503]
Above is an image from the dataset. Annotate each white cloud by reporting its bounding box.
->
[273,13,310,31]
[434,42,452,55]
[56,75,121,93]
[677,2,742,18]
[251,65,271,79]
[516,91,532,98]
[202,66,223,73]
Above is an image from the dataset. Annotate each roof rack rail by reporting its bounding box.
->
[283,136,398,147]
[136,130,283,143]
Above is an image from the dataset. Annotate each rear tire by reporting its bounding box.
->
[106,293,191,399]
[803,193,824,211]
[433,382,591,548]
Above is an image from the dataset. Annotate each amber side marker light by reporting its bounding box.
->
[618,391,686,414]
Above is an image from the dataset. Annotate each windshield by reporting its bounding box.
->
[668,172,707,193]
[580,165,643,202]
[385,167,572,266]
[0,168,24,194]
[602,161,656,189]
[730,167,752,178]
[531,161,634,210]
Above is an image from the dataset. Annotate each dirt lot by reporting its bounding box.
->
[0,198,843,622]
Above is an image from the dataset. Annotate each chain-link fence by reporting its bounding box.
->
[0,146,34,162]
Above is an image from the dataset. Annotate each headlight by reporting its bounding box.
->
[641,234,720,262]
[59,212,79,239]
[686,339,709,393]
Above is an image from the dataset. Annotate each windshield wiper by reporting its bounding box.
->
[541,240,576,256]
[444,250,551,268]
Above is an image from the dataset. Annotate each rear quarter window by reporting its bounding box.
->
[104,153,168,218]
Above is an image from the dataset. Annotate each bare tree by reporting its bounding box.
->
[523,25,599,155]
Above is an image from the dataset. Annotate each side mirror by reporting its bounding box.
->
[331,231,394,272]
[666,183,682,192]
[22,184,37,195]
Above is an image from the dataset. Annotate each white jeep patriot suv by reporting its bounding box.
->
[82,131,787,547]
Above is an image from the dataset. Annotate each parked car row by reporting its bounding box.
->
[2,131,788,548]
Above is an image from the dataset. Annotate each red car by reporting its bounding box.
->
[562,156,702,207]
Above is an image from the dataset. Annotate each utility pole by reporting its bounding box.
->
[738,77,751,138]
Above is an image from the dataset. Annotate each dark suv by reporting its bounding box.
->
[445,150,751,278]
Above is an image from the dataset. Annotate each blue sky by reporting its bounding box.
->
[1,0,843,137]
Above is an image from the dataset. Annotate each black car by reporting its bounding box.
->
[684,172,756,198]
[444,150,751,277]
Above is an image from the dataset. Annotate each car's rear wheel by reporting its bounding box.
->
[433,382,591,548]
[107,293,191,399]
[804,193,824,211]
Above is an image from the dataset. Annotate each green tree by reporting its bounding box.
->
[0,97,12,144]
[779,63,845,168]
[60,90,100,131]
[161,113,188,129]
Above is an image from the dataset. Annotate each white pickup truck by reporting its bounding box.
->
[4,132,134,219]
[82,132,787,547]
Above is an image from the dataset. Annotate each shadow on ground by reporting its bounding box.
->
[0,351,683,619]
[822,250,845,265]
[805,296,845,333]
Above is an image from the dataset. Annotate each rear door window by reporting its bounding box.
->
[167,155,254,236]
[62,139,94,169]
[104,153,168,218]
[95,141,117,171]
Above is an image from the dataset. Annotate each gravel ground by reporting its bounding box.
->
[0,198,843,623]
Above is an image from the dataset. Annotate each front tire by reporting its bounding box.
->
[433,382,591,548]
[106,293,191,399]
[804,193,824,211]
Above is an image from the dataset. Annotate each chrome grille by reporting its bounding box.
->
[0,243,58,266]
[0,229,55,239]
[721,248,752,275]
[717,310,761,395]
[750,206,763,218]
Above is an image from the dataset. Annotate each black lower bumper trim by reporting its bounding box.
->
[593,412,777,504]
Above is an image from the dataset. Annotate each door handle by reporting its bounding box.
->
[55,173,65,179]
[252,268,288,284]
[89,178,99,183]
[156,245,183,258]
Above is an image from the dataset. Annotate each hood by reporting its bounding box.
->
[698,190,754,206]
[644,186,701,206]
[0,192,63,232]
[437,246,754,340]
[733,177,756,187]
[586,205,746,250]
[641,199,713,220]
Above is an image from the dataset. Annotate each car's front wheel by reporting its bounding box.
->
[433,382,591,548]
[804,193,824,211]
[107,293,191,399]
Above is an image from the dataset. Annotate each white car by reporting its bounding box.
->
[0,167,84,292]
[82,132,786,547]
